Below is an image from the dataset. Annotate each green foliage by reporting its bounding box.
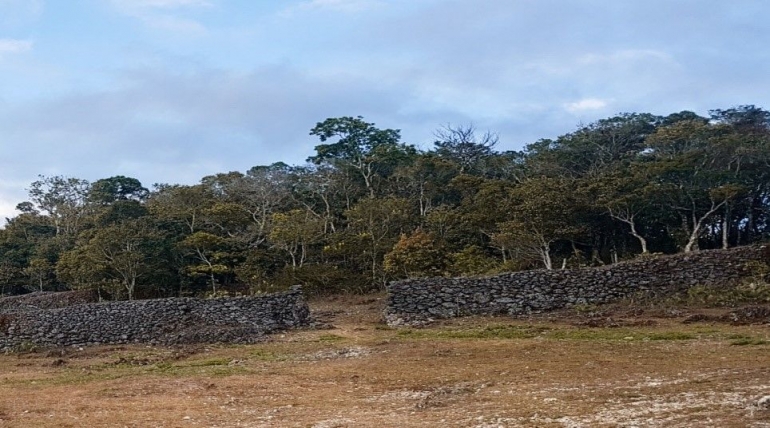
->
[447,246,499,276]
[384,230,447,279]
[684,282,770,307]
[2,108,770,296]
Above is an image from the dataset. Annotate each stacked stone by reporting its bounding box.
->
[385,245,768,326]
[0,289,99,314]
[0,286,311,350]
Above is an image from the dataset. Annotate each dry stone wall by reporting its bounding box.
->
[0,287,310,350]
[385,245,770,325]
[0,289,98,314]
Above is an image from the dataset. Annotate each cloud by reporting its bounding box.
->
[578,49,675,66]
[112,0,211,10]
[0,63,410,205]
[0,179,27,227]
[111,0,212,34]
[564,98,611,114]
[0,38,32,54]
[0,0,43,26]
[281,0,384,16]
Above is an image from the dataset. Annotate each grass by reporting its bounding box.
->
[395,324,738,342]
[396,324,548,340]
[0,295,768,427]
[317,333,346,342]
[730,338,770,346]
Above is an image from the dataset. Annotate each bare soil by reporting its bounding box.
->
[0,295,769,427]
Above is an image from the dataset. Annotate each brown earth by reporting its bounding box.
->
[0,295,768,427]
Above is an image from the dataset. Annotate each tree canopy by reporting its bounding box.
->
[2,107,769,298]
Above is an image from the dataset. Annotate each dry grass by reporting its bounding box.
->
[0,295,769,427]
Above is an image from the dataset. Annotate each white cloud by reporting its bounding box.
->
[112,0,211,10]
[0,38,32,54]
[578,49,676,66]
[564,98,611,113]
[141,14,207,33]
[0,0,43,23]
[111,0,211,34]
[281,0,383,16]
[0,199,18,227]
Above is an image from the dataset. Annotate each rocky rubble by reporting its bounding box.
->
[385,245,769,325]
[0,286,311,350]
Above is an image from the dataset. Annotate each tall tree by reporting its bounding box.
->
[433,123,497,174]
[80,219,164,300]
[308,116,410,198]
[26,175,90,239]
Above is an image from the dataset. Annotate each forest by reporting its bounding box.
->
[1,105,768,299]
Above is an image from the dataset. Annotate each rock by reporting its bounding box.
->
[385,246,766,325]
[757,395,770,411]
[0,288,311,350]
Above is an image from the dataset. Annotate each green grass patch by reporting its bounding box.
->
[546,328,639,341]
[395,324,707,342]
[318,334,346,342]
[397,324,549,340]
[185,357,231,367]
[646,332,696,341]
[730,338,770,346]
[250,349,291,361]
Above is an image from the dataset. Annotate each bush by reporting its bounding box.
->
[685,282,770,307]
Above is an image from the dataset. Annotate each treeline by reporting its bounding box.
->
[1,106,769,298]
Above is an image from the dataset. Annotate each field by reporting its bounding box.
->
[0,295,769,428]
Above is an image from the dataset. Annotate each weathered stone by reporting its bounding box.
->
[0,288,311,350]
[385,245,768,326]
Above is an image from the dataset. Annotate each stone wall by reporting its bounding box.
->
[0,289,99,314]
[0,286,311,350]
[385,245,770,325]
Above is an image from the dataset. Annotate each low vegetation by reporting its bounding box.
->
[0,295,768,427]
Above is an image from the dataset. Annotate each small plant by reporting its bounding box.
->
[0,314,12,333]
[686,282,770,307]
[14,340,38,353]
[318,334,345,342]
[187,358,231,367]
[746,260,770,282]
[572,303,601,315]
[730,338,769,346]
[646,332,695,341]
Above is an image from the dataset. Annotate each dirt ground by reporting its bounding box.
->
[0,295,768,428]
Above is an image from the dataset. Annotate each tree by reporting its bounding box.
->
[269,209,323,269]
[433,123,497,174]
[81,219,163,300]
[89,176,149,205]
[645,120,746,252]
[384,230,447,278]
[593,169,654,254]
[498,177,586,269]
[308,116,409,198]
[178,231,233,294]
[26,175,90,239]
[391,154,458,217]
[344,197,412,286]
[23,258,53,291]
[56,247,108,297]
[201,164,293,246]
[148,184,214,233]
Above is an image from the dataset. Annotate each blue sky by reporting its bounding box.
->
[1,0,770,222]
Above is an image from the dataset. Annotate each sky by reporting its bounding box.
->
[1,0,769,223]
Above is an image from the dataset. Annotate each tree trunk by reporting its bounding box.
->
[127,277,135,300]
[540,241,553,270]
[722,205,730,249]
[683,226,700,253]
[683,199,727,253]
